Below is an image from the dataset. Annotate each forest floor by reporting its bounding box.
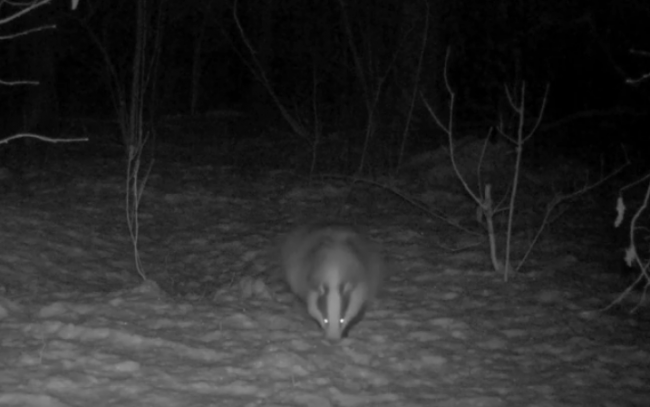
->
[0,139,648,407]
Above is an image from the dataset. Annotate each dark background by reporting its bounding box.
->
[0,0,648,174]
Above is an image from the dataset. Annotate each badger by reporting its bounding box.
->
[280,222,386,340]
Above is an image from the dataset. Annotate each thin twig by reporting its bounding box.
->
[0,80,39,86]
[398,1,429,172]
[0,134,87,145]
[232,0,307,138]
[0,0,51,26]
[0,24,56,41]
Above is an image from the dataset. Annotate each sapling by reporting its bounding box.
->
[606,173,650,312]
[424,49,624,281]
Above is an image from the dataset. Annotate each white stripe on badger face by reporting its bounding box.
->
[316,257,348,340]
[306,284,344,339]
[324,281,344,340]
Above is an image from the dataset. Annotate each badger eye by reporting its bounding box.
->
[323,318,329,326]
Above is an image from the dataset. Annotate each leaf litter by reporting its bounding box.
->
[0,157,648,407]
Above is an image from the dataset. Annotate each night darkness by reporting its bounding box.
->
[0,0,648,171]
